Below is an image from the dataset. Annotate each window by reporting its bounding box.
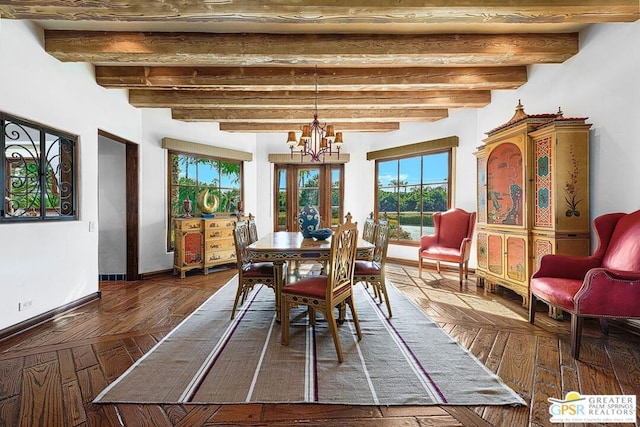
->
[1,113,77,221]
[167,151,242,250]
[376,150,451,243]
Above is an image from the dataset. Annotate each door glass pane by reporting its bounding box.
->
[331,168,341,226]
[277,169,287,229]
[298,168,319,209]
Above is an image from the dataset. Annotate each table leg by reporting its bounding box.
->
[274,261,285,323]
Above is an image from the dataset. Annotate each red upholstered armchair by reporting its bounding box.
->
[418,208,476,286]
[529,209,640,359]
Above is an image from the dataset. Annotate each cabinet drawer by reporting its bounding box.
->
[205,219,236,230]
[204,248,236,264]
[205,228,234,239]
[176,219,202,231]
[204,237,234,251]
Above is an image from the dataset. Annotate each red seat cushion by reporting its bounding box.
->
[530,277,583,312]
[354,260,381,275]
[419,247,462,263]
[282,276,328,298]
[243,262,275,277]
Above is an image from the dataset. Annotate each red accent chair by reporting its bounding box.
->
[529,209,640,359]
[418,208,476,286]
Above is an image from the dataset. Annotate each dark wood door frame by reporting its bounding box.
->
[98,130,140,281]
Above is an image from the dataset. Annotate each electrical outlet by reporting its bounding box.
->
[18,300,33,311]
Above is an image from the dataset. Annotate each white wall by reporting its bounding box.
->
[1,18,638,332]
[0,20,141,330]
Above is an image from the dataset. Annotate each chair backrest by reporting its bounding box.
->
[434,208,476,249]
[372,219,390,264]
[600,209,640,271]
[326,213,359,301]
[233,220,251,268]
[362,216,376,243]
[247,214,258,244]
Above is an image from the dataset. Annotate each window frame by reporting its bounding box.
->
[1,112,78,222]
[375,148,452,245]
[166,150,244,251]
[273,163,344,232]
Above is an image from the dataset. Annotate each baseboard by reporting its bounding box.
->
[0,292,101,343]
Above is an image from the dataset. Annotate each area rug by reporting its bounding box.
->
[94,277,525,406]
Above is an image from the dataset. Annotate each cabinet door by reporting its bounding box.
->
[487,233,504,277]
[477,231,488,271]
[505,234,528,283]
[486,141,525,226]
[179,230,203,266]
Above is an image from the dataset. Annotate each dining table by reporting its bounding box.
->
[246,231,375,320]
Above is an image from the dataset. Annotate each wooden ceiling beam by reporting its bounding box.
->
[2,1,637,24]
[172,108,448,122]
[45,31,579,67]
[96,66,527,90]
[128,89,490,109]
[219,122,400,133]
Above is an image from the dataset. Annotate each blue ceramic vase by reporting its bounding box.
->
[298,205,320,238]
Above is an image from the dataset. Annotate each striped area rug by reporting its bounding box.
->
[94,276,525,406]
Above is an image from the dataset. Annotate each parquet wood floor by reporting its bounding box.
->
[1,264,639,426]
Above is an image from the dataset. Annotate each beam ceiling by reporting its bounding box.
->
[0,1,638,133]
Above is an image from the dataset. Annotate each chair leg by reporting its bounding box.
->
[458,263,464,286]
[377,279,392,318]
[436,261,441,274]
[231,283,246,320]
[418,257,422,277]
[528,293,537,324]
[325,307,344,363]
[347,294,362,341]
[599,318,609,335]
[571,314,584,359]
[464,261,469,279]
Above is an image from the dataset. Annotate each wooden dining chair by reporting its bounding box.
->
[231,221,279,319]
[362,213,376,243]
[354,218,392,317]
[247,213,258,244]
[281,213,362,363]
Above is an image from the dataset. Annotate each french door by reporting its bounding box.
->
[274,163,344,232]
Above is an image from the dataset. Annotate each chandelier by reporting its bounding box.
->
[286,66,343,162]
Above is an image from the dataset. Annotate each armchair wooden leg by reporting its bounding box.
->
[599,318,609,335]
[464,261,469,279]
[418,258,422,277]
[458,263,464,286]
[571,314,584,359]
[436,261,441,274]
[528,293,537,324]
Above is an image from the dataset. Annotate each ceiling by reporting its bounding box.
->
[1,1,638,133]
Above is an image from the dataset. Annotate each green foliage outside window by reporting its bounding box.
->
[376,151,450,242]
